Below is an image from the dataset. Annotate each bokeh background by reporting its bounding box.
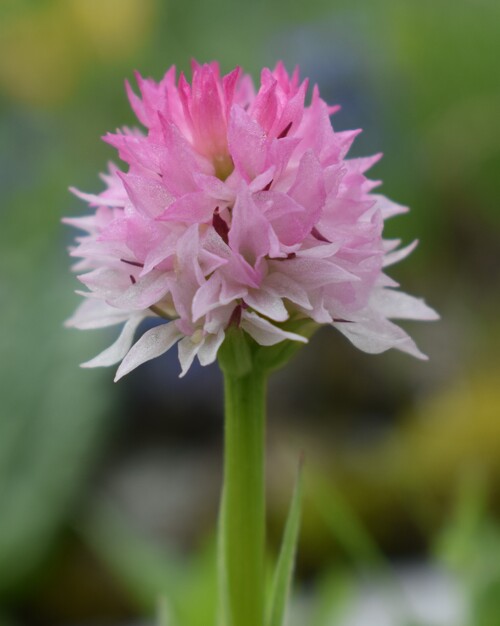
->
[1,1,499,625]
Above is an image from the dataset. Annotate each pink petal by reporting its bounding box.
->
[192,274,223,321]
[228,104,267,180]
[110,272,171,310]
[190,63,228,157]
[119,173,174,218]
[157,192,213,223]
[275,257,359,289]
[228,187,272,266]
[263,273,312,311]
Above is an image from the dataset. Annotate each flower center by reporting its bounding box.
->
[213,153,234,181]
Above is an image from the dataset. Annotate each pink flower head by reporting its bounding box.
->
[65,61,438,380]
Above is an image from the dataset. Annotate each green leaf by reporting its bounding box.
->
[266,460,303,626]
[310,570,353,626]
[0,254,113,596]
[310,470,386,569]
[79,500,183,613]
[157,595,178,626]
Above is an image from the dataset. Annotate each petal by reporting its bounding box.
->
[228,187,272,266]
[110,272,171,310]
[65,298,131,329]
[244,290,289,322]
[193,172,235,201]
[263,273,312,310]
[158,117,212,192]
[114,322,183,381]
[157,192,214,223]
[370,289,439,321]
[383,240,418,267]
[333,316,428,360]
[287,150,326,225]
[141,231,178,275]
[275,257,359,289]
[251,76,278,134]
[119,173,174,218]
[197,330,225,366]
[254,191,306,247]
[69,186,126,208]
[241,311,308,346]
[228,104,267,180]
[190,63,227,156]
[82,315,144,368]
[103,133,169,176]
[178,336,201,377]
[192,274,222,321]
[271,79,308,139]
[372,194,409,219]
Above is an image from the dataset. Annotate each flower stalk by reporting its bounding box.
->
[222,365,267,626]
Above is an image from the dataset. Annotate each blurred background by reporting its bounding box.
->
[1,1,499,625]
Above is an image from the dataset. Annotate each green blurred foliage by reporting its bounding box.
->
[0,0,499,623]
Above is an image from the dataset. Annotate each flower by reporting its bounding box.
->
[65,61,438,380]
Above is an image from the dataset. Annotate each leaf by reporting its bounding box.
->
[310,470,386,569]
[266,460,304,626]
[79,500,183,613]
[157,595,178,626]
[310,570,353,626]
[0,255,113,596]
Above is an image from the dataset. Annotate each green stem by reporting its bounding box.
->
[223,367,267,626]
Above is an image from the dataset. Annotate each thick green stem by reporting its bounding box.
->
[223,368,267,626]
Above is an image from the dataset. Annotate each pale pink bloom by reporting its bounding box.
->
[65,62,438,379]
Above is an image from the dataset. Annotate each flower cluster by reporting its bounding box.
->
[65,61,437,380]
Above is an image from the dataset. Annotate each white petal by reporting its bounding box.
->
[333,316,428,360]
[177,336,201,377]
[114,322,182,381]
[296,241,342,259]
[241,311,308,347]
[245,290,289,322]
[69,186,126,207]
[382,238,402,253]
[383,240,418,267]
[197,330,225,366]
[192,274,222,322]
[65,298,131,329]
[370,289,439,321]
[110,272,171,310]
[264,273,312,311]
[81,315,144,368]
[372,194,409,218]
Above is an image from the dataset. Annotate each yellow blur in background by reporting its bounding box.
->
[0,0,158,105]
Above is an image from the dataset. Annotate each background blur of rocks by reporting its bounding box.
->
[1,1,499,624]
